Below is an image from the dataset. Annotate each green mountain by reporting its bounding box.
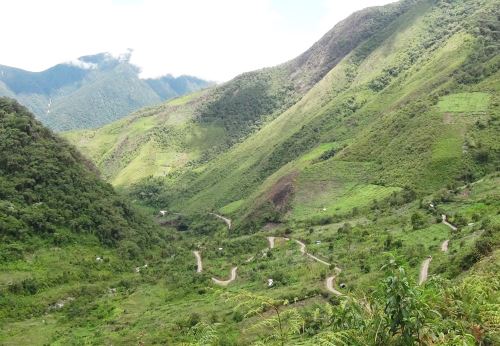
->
[0,53,212,131]
[3,0,500,344]
[66,0,499,220]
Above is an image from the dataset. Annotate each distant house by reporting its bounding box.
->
[159,210,167,216]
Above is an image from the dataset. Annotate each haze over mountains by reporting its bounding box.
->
[1,0,499,344]
[0,52,213,131]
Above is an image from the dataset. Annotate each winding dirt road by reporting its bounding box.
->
[326,276,342,296]
[418,214,455,284]
[441,214,457,231]
[419,257,432,285]
[267,236,275,249]
[295,239,306,254]
[194,236,337,289]
[292,239,344,295]
[212,267,238,286]
[209,213,232,230]
[193,251,202,273]
[294,240,331,266]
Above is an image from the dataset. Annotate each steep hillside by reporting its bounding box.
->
[3,0,500,344]
[64,0,499,229]
[113,0,498,230]
[0,53,212,131]
[65,0,420,185]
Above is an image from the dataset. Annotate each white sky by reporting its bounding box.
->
[1,0,394,82]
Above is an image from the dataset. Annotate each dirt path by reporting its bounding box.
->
[212,267,238,286]
[294,240,330,266]
[441,214,457,231]
[326,276,342,296]
[441,239,449,252]
[209,213,232,230]
[419,257,432,285]
[295,239,306,254]
[267,236,275,249]
[193,251,202,273]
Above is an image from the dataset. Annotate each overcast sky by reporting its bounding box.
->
[1,0,394,81]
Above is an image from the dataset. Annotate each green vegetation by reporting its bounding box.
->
[2,0,500,344]
[438,92,491,113]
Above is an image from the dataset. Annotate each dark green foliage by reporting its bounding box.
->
[411,212,427,230]
[0,98,157,255]
[455,2,500,84]
[317,148,337,161]
[380,259,428,343]
[459,229,498,271]
[197,69,297,150]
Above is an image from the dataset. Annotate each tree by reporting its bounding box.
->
[379,258,431,344]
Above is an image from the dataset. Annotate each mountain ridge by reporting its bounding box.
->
[0,53,213,131]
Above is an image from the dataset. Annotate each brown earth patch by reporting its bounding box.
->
[267,172,299,211]
[263,222,283,231]
[443,113,454,124]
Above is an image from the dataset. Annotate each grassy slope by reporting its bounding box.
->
[63,91,224,185]
[0,98,173,344]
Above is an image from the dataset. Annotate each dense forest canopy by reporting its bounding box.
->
[0,98,158,258]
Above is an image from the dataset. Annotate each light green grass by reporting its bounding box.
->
[220,199,245,214]
[292,184,401,221]
[299,142,338,162]
[431,133,463,161]
[437,92,490,113]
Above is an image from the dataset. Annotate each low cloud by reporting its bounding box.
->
[66,59,98,70]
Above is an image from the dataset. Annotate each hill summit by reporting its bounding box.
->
[0,52,213,131]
